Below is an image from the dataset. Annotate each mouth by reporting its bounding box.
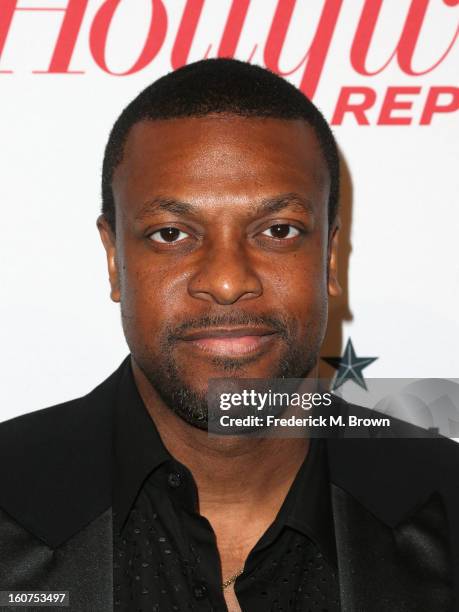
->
[178,326,279,358]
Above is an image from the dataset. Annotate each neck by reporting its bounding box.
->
[130,357,310,513]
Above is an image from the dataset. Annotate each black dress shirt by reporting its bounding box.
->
[113,360,340,611]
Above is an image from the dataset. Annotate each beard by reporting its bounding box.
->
[128,309,324,430]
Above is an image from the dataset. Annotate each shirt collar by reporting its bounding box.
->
[113,357,170,534]
[284,438,337,568]
[114,360,337,566]
[113,360,454,564]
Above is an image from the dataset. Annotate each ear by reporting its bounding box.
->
[97,214,120,303]
[327,220,342,297]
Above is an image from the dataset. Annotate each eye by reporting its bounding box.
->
[149,227,190,243]
[261,224,301,239]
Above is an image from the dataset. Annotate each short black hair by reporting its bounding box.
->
[101,58,339,231]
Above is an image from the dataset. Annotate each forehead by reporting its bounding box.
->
[112,116,329,213]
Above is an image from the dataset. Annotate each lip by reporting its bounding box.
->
[178,327,279,357]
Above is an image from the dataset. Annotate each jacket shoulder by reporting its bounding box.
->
[0,365,119,447]
[0,360,126,548]
[327,401,459,527]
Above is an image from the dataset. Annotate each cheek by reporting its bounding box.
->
[265,249,329,318]
[118,247,187,333]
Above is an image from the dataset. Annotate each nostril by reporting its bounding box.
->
[188,264,263,304]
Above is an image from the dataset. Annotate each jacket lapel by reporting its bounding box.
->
[331,483,453,612]
[0,507,113,611]
[0,360,125,610]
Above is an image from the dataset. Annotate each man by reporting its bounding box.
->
[0,59,458,612]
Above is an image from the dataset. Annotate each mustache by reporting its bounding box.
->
[165,311,292,343]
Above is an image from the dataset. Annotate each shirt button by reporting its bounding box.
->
[167,472,182,488]
[192,583,207,600]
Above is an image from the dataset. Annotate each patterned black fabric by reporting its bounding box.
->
[114,463,340,611]
[113,361,340,611]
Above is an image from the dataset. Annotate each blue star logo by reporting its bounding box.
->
[322,338,378,391]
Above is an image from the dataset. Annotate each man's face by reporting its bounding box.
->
[98,116,340,428]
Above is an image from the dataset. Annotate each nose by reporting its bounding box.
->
[188,243,263,305]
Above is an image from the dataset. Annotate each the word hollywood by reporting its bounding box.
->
[0,0,458,124]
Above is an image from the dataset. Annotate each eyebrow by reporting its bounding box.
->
[254,193,314,216]
[135,197,194,220]
[135,192,314,221]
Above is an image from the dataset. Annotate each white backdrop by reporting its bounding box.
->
[1,0,458,421]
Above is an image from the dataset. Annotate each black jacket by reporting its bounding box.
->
[1,357,458,611]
